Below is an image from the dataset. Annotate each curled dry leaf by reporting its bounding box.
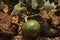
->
[57,2,60,6]
[52,15,60,26]
[49,28,57,34]
[0,12,14,34]
[3,5,8,14]
[18,22,23,31]
[54,37,60,40]
[18,30,23,35]
[41,11,50,20]
[48,10,55,18]
[57,26,60,29]
[47,38,51,40]
[11,16,18,23]
[12,35,23,40]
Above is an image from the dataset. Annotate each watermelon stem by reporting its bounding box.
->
[24,16,28,22]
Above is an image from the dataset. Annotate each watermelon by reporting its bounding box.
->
[23,20,40,38]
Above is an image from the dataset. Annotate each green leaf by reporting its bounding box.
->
[58,0,60,3]
[44,1,55,13]
[42,0,47,3]
[26,0,32,7]
[37,0,44,7]
[11,6,27,16]
[32,0,38,9]
[26,0,44,9]
[32,0,44,9]
[19,0,25,3]
[0,1,4,10]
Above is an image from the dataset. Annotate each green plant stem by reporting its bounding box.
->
[28,13,41,18]
[24,13,41,22]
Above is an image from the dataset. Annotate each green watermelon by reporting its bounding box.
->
[23,20,40,38]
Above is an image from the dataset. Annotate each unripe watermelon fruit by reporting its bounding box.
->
[23,20,40,38]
